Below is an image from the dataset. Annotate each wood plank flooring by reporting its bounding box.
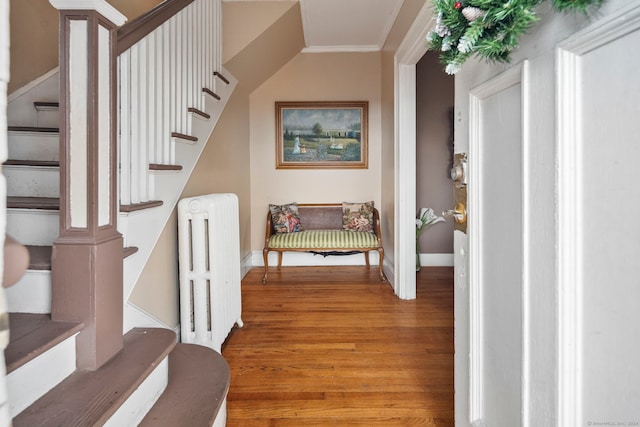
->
[222,266,454,426]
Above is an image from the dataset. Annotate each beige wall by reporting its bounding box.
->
[223,1,297,64]
[8,0,163,94]
[249,51,382,251]
[380,0,428,265]
[130,86,252,327]
[416,51,454,253]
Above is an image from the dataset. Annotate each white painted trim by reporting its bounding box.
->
[241,252,253,279]
[97,24,111,226]
[520,61,532,427]
[104,357,168,427]
[556,43,582,427]
[49,0,127,26]
[302,45,381,53]
[124,302,169,333]
[395,62,417,300]
[468,62,526,424]
[7,68,59,103]
[173,323,181,343]
[382,255,394,287]
[394,4,434,64]
[393,2,434,301]
[69,20,89,229]
[7,333,78,417]
[468,81,484,424]
[4,270,52,313]
[554,4,640,424]
[418,253,454,267]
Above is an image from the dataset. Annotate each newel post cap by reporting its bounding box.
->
[49,0,127,26]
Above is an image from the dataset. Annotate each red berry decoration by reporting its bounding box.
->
[454,1,462,9]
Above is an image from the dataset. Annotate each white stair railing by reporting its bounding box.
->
[117,0,223,205]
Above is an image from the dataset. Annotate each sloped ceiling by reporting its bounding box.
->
[223,1,305,92]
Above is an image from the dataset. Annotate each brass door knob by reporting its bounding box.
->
[443,202,467,224]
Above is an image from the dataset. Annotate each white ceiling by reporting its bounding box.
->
[223,0,405,53]
[300,0,404,52]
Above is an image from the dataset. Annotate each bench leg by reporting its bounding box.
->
[277,252,283,269]
[262,249,269,284]
[377,247,386,281]
[364,251,370,268]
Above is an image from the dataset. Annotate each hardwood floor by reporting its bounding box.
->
[222,266,454,426]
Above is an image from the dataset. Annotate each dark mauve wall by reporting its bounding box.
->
[416,51,454,254]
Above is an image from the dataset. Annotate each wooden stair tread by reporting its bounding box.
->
[25,245,137,269]
[25,245,52,270]
[171,132,198,142]
[120,200,164,212]
[33,101,60,109]
[149,163,183,171]
[8,126,59,133]
[5,313,84,374]
[187,107,211,119]
[202,87,220,100]
[13,328,177,426]
[7,196,59,210]
[3,159,60,167]
[139,343,230,426]
[213,71,229,85]
[123,246,139,258]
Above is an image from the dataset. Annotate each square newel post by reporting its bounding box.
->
[49,0,127,370]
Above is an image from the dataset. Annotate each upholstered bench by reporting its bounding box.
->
[262,203,386,284]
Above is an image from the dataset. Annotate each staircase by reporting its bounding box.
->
[2,0,235,424]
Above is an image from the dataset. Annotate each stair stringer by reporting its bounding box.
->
[122,68,237,332]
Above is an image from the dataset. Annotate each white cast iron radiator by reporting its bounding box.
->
[178,193,243,352]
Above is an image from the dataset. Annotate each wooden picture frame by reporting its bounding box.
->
[275,101,368,169]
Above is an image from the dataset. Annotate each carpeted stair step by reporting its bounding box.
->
[139,343,230,426]
[13,328,176,426]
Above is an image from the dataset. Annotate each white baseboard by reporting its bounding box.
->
[419,253,454,267]
[241,252,253,279]
[251,250,380,267]
[124,301,171,333]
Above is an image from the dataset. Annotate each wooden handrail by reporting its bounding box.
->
[117,0,195,55]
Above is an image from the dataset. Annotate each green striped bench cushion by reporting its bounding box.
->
[269,230,379,249]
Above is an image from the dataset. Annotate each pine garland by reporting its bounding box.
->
[428,0,604,74]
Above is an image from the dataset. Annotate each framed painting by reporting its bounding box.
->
[275,101,368,169]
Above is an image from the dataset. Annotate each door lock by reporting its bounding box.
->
[451,153,467,188]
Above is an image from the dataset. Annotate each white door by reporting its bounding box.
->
[454,64,527,426]
[453,0,640,425]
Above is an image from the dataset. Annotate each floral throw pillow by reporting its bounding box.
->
[342,201,374,233]
[269,203,303,234]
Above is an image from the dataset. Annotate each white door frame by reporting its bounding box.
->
[393,4,434,299]
[1,1,14,425]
